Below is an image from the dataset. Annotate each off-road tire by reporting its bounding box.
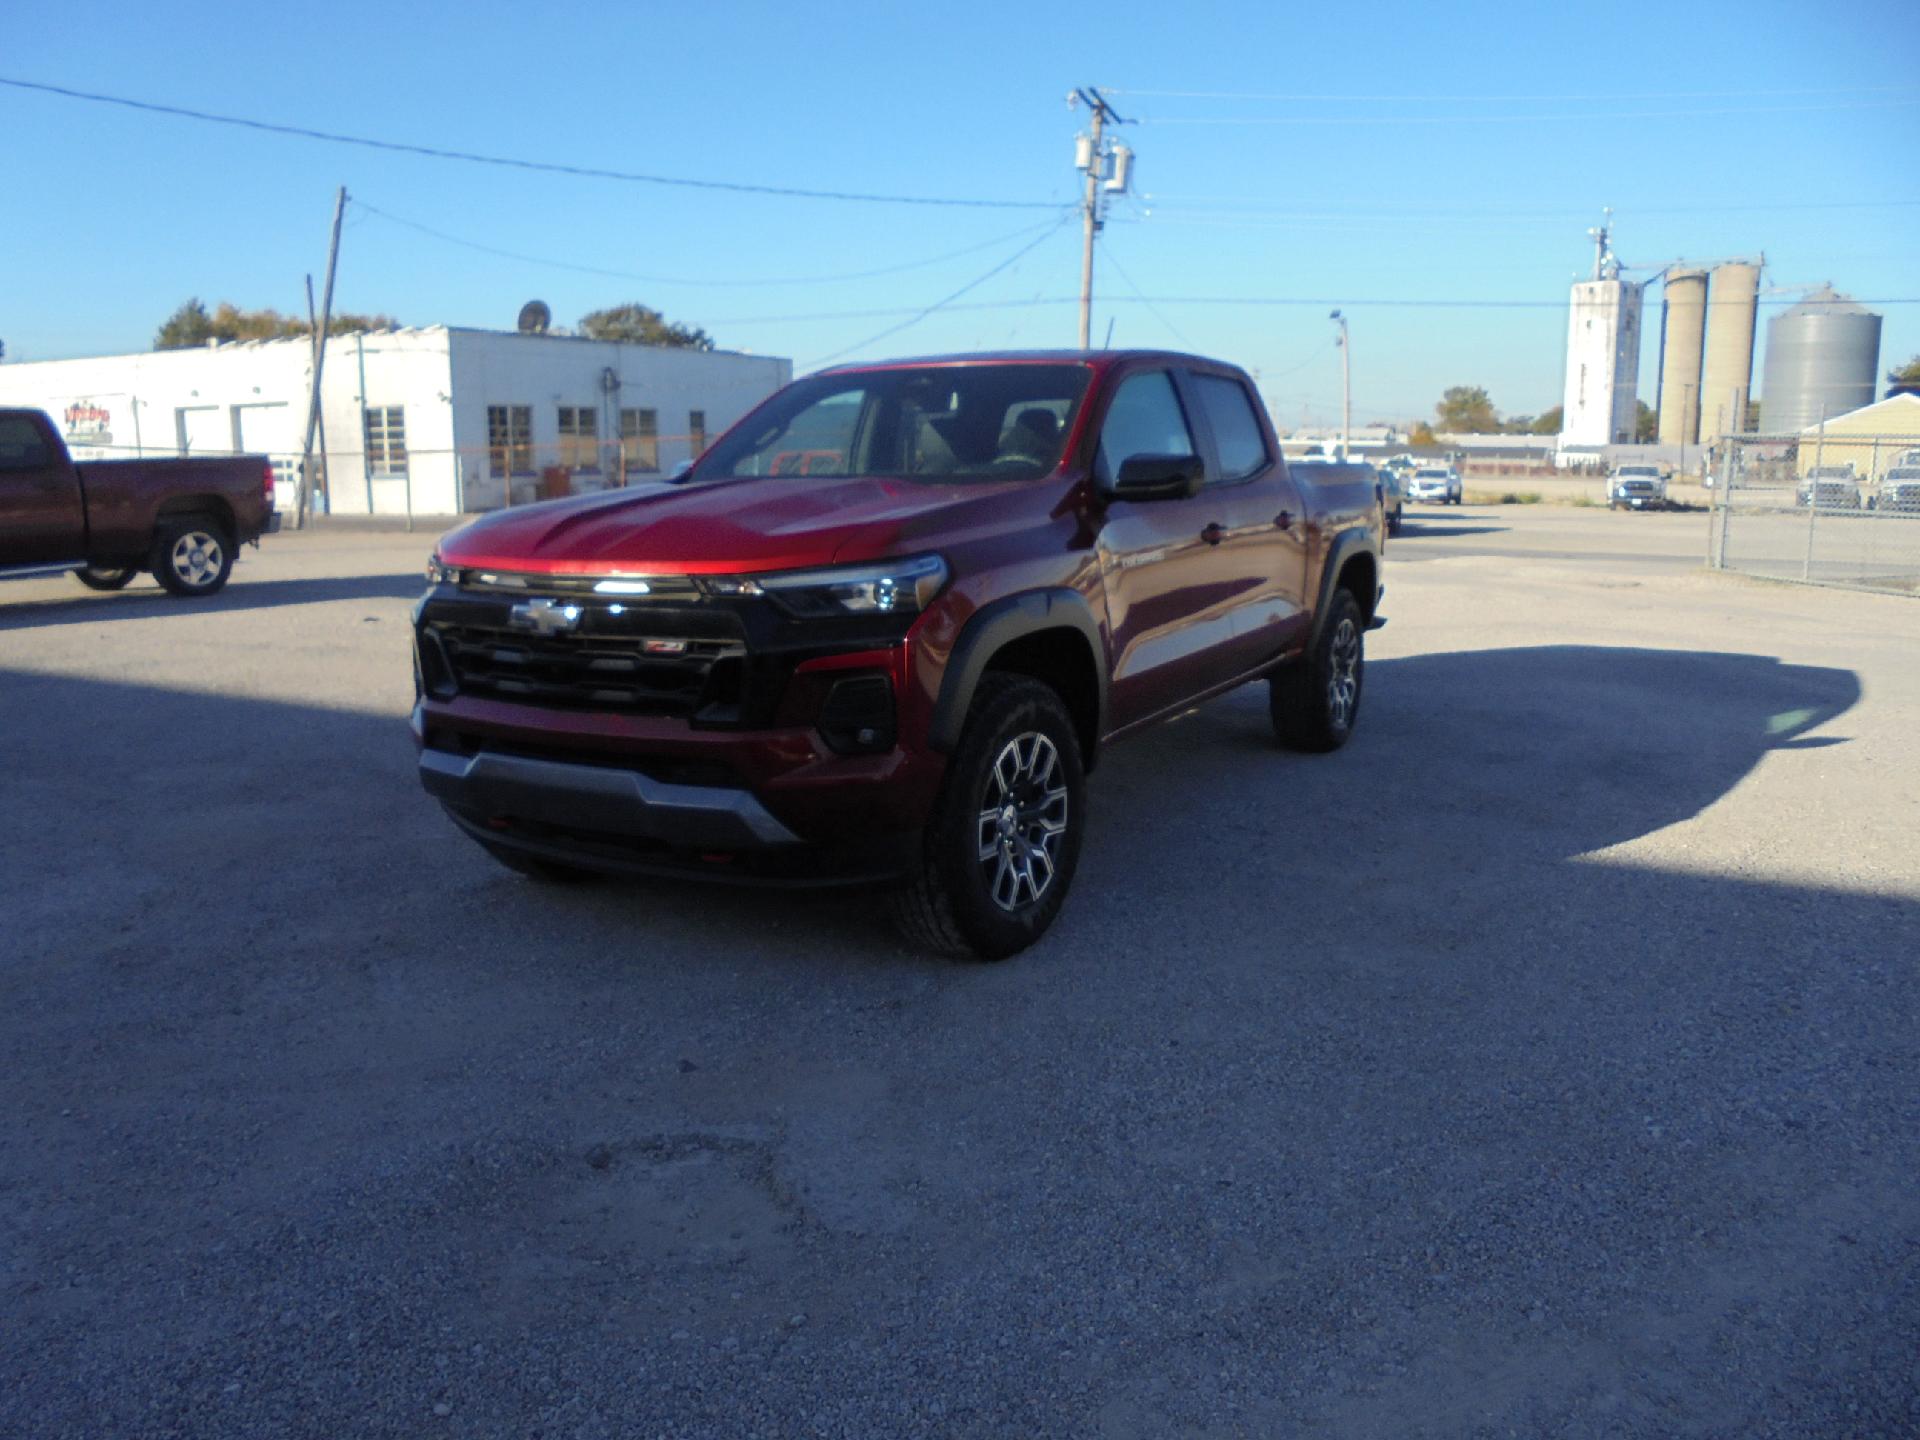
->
[74,566,139,591]
[892,673,1086,961]
[152,516,235,597]
[1271,588,1365,752]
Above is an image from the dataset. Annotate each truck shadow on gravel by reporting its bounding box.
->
[0,573,426,631]
[1389,520,1509,540]
[0,644,1870,952]
[3,646,1916,1438]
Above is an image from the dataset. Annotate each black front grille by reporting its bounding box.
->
[432,621,745,717]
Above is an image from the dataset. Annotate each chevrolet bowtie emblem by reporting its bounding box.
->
[508,598,583,635]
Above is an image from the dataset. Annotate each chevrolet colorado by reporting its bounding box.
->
[413,351,1383,958]
[0,408,278,596]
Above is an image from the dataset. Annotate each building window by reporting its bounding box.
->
[619,407,659,473]
[558,406,600,471]
[487,404,533,477]
[365,406,408,477]
[689,409,707,457]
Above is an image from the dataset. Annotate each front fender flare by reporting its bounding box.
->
[928,589,1108,758]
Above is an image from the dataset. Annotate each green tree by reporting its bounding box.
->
[1409,421,1438,446]
[1531,406,1563,435]
[155,299,399,350]
[1635,400,1657,442]
[1435,385,1498,433]
[155,298,215,349]
[1888,354,1920,396]
[578,303,713,350]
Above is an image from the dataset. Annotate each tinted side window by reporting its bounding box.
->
[1096,372,1195,486]
[1192,375,1270,482]
[0,415,53,472]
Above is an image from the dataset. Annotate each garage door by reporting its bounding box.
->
[235,402,298,509]
[176,405,229,455]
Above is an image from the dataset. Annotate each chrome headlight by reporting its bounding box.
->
[751,554,948,619]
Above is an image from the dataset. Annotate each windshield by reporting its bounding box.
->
[1617,467,1659,478]
[1414,469,1448,479]
[693,363,1092,483]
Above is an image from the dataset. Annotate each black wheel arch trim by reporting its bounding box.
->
[928,588,1109,761]
[1311,527,1382,650]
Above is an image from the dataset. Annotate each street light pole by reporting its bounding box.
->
[1330,310,1350,461]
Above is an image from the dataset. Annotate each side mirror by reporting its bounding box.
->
[1111,453,1202,501]
[668,459,695,484]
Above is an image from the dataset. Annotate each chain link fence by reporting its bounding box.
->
[1709,433,1920,596]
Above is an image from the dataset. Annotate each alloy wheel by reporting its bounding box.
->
[1327,618,1361,731]
[170,531,225,590]
[976,732,1069,912]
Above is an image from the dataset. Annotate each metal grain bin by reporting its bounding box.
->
[1761,288,1883,434]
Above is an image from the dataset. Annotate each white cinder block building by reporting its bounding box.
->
[0,328,792,516]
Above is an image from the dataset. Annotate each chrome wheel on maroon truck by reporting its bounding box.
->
[151,516,234,597]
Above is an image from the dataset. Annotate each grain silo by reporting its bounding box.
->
[1760,288,1883,434]
[1698,260,1760,441]
[1657,267,1709,445]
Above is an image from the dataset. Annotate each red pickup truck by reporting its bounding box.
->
[413,351,1384,958]
[0,407,278,596]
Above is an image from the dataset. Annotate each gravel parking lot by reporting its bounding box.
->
[3,506,1916,1438]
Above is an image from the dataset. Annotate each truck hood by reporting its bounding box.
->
[436,475,1032,575]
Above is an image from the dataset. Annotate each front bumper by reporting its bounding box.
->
[420,746,801,848]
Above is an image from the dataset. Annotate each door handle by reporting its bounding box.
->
[1200,522,1225,546]
[1274,510,1293,530]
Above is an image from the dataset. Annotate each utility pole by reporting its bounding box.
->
[304,274,331,515]
[297,185,347,530]
[1070,87,1130,350]
[1330,310,1351,461]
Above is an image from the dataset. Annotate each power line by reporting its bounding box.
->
[799,219,1073,370]
[1137,197,1920,217]
[1258,338,1339,383]
[1138,99,1918,127]
[717,293,1920,327]
[1102,83,1918,102]
[1094,236,1191,348]
[353,200,1074,288]
[0,75,1060,210]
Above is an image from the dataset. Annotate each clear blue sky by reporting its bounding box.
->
[4,0,1916,426]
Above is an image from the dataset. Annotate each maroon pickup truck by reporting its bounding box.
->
[413,351,1384,958]
[0,407,279,597]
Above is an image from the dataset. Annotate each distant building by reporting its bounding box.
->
[0,327,791,516]
[1559,215,1645,453]
[1793,392,1920,481]
[1274,424,1403,460]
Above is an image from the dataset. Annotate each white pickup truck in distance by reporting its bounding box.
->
[1606,464,1668,511]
